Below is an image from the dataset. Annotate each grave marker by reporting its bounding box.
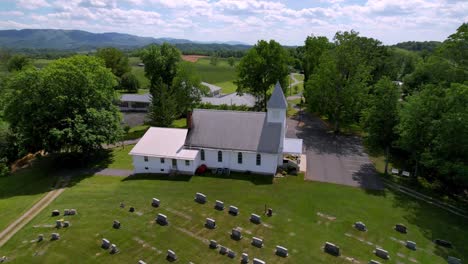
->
[167,250,177,261]
[156,213,168,226]
[69,209,77,215]
[276,245,288,257]
[354,221,367,231]
[253,258,266,264]
[55,220,62,229]
[406,241,416,250]
[101,238,111,249]
[37,234,44,242]
[138,261,146,264]
[63,221,70,228]
[447,256,462,264]
[219,246,228,255]
[113,220,121,229]
[215,200,224,210]
[228,205,239,216]
[375,248,389,259]
[152,198,160,207]
[227,250,236,258]
[395,224,407,234]
[251,237,263,248]
[435,239,452,248]
[209,240,218,249]
[369,260,381,264]
[241,253,249,263]
[391,168,399,175]
[51,233,60,241]
[231,228,242,240]
[129,207,135,213]
[51,210,60,217]
[64,209,69,216]
[267,208,273,217]
[250,213,261,224]
[402,171,410,177]
[205,218,216,229]
[110,244,119,254]
[324,242,340,256]
[195,192,207,204]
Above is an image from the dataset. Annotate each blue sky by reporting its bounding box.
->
[0,0,466,45]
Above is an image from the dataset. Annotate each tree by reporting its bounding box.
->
[141,44,181,92]
[397,84,468,185]
[3,55,122,153]
[120,72,140,93]
[172,63,205,116]
[210,53,219,66]
[361,77,400,174]
[439,23,468,68]
[236,40,289,110]
[96,47,131,78]
[227,57,235,67]
[7,54,31,72]
[302,35,331,83]
[305,31,375,132]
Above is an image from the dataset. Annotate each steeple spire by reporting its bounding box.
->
[267,82,287,109]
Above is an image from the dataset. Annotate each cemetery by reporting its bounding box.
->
[0,173,466,263]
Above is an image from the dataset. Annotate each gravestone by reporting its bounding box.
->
[110,244,119,254]
[209,240,218,249]
[113,220,121,229]
[195,192,207,204]
[63,221,70,228]
[354,221,367,231]
[69,209,77,215]
[227,250,236,258]
[391,168,399,175]
[250,213,261,224]
[375,248,389,259]
[152,198,160,207]
[369,260,381,264]
[102,239,111,249]
[434,239,452,248]
[241,253,249,264]
[64,209,70,216]
[138,261,146,264]
[231,228,242,240]
[215,200,224,210]
[402,171,410,177]
[205,218,216,229]
[219,246,228,255]
[251,237,263,248]
[253,258,266,264]
[167,250,177,261]
[51,233,60,241]
[276,245,288,257]
[406,241,416,250]
[267,208,273,217]
[324,242,340,256]
[228,205,239,216]
[51,210,60,217]
[156,213,168,225]
[120,202,125,208]
[55,220,62,229]
[37,234,44,242]
[129,207,135,213]
[395,224,407,233]
[447,256,462,264]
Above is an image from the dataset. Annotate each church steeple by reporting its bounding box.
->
[267,82,287,110]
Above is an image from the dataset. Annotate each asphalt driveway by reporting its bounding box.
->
[287,112,383,190]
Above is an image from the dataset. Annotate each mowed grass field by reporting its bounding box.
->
[1,147,466,263]
[187,58,238,94]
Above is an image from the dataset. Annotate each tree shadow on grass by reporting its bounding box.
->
[121,173,193,182]
[195,172,274,185]
[390,188,468,261]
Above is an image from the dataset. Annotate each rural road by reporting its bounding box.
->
[290,73,303,87]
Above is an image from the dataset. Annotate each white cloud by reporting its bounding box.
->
[16,0,50,9]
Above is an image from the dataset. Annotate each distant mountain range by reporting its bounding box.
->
[0,29,250,50]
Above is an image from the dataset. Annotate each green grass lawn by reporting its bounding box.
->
[1,154,466,263]
[189,58,238,94]
[0,158,58,232]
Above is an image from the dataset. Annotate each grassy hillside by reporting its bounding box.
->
[188,58,238,94]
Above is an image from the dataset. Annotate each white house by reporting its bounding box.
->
[129,83,303,175]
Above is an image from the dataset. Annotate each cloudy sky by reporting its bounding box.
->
[0,0,466,45]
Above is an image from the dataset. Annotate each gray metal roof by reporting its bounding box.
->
[185,109,282,153]
[201,93,256,107]
[267,82,287,109]
[201,82,222,93]
[120,93,151,103]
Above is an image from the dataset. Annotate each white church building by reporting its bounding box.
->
[129,83,303,175]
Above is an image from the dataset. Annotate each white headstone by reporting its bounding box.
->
[167,249,177,260]
[209,240,218,249]
[250,213,261,224]
[152,198,160,207]
[276,245,288,257]
[195,192,207,203]
[406,241,416,250]
[229,205,239,216]
[102,238,111,249]
[215,200,224,210]
[251,237,263,248]
[253,258,266,264]
[241,253,249,263]
[231,228,242,240]
[51,233,60,240]
[156,213,168,225]
[375,248,389,259]
[324,242,340,256]
[205,218,216,229]
[354,221,367,231]
[402,171,410,177]
[391,168,399,175]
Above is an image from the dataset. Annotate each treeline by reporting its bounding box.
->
[393,41,441,52]
[300,23,467,191]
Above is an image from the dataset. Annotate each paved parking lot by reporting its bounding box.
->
[287,112,383,190]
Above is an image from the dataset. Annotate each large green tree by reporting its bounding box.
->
[397,84,468,185]
[236,40,289,110]
[141,43,202,126]
[7,54,31,72]
[302,35,331,83]
[96,47,131,78]
[3,55,122,153]
[362,77,400,174]
[120,72,140,93]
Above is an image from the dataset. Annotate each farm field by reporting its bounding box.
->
[0,148,466,263]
